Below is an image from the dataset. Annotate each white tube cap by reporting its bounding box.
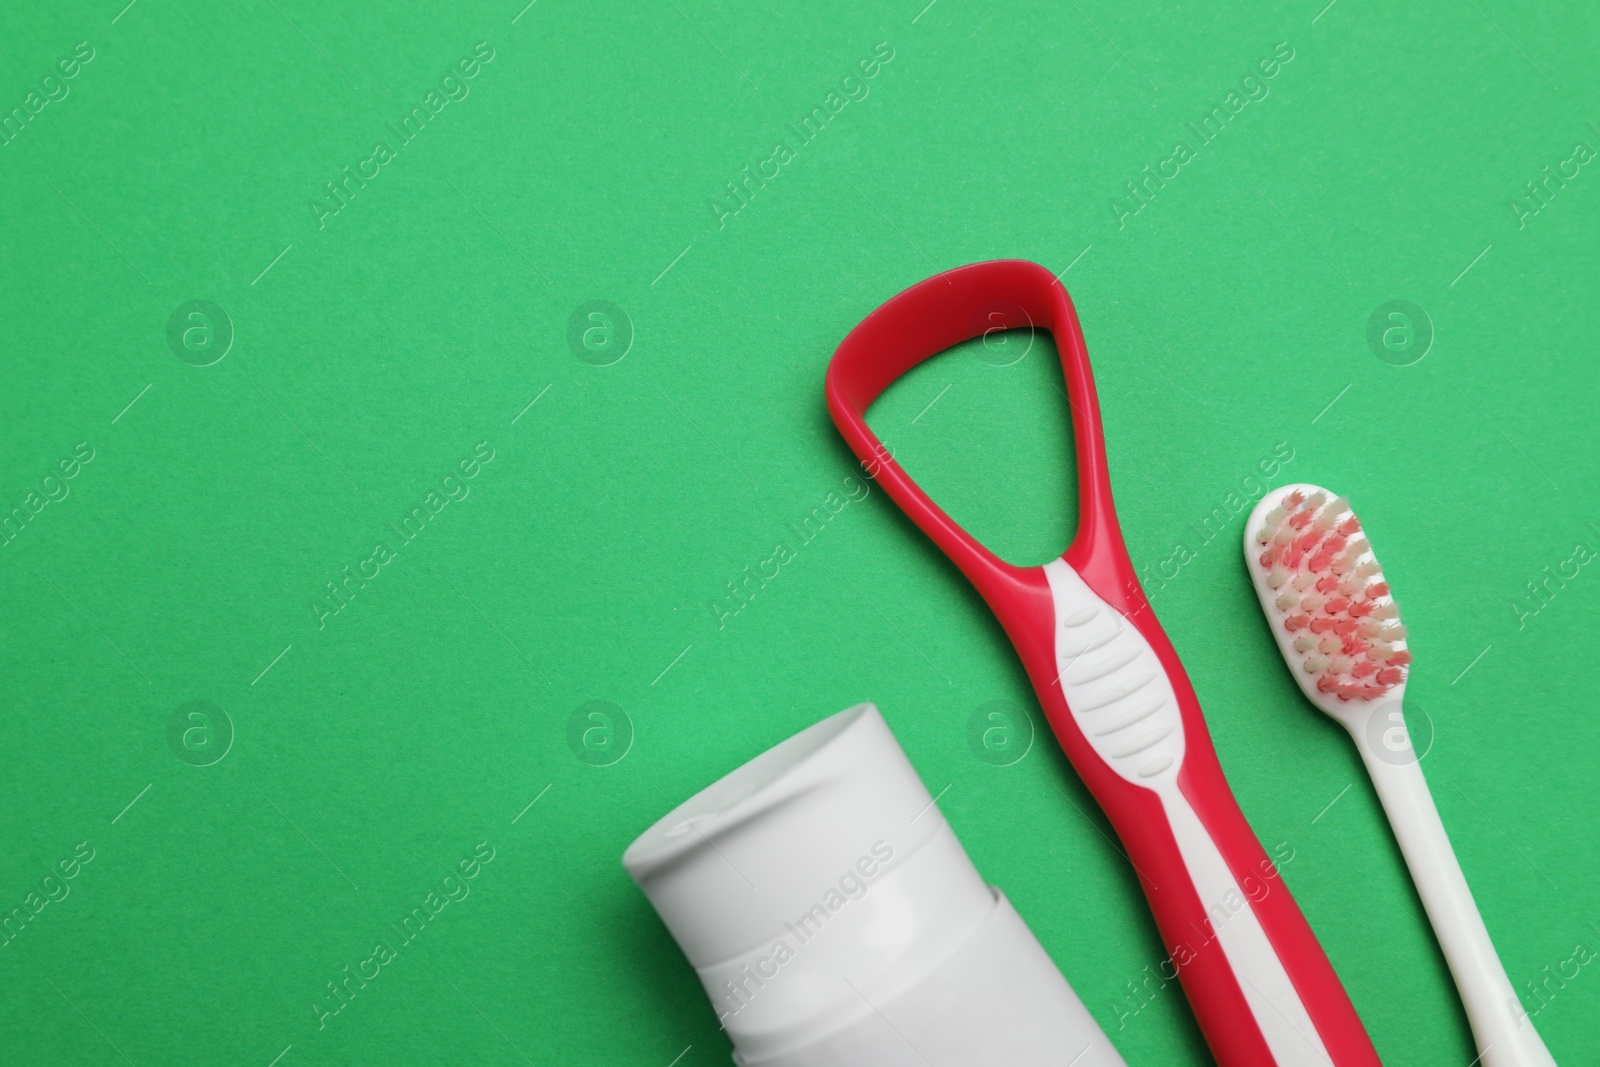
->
[623,703,1126,1066]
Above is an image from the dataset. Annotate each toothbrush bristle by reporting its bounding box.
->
[1253,489,1407,702]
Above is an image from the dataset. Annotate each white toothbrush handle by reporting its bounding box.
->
[1352,724,1557,1067]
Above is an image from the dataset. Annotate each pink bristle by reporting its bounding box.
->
[1258,489,1409,701]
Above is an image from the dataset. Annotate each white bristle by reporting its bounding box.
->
[1247,485,1410,702]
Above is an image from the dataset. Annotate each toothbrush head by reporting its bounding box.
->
[1243,484,1409,715]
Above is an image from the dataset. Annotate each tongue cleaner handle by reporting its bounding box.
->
[826,261,1383,1067]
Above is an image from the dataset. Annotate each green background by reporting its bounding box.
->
[2,0,1596,1063]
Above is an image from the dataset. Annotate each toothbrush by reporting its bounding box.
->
[827,261,1382,1066]
[1243,483,1558,1067]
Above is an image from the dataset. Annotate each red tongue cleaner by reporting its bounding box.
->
[1254,490,1410,701]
